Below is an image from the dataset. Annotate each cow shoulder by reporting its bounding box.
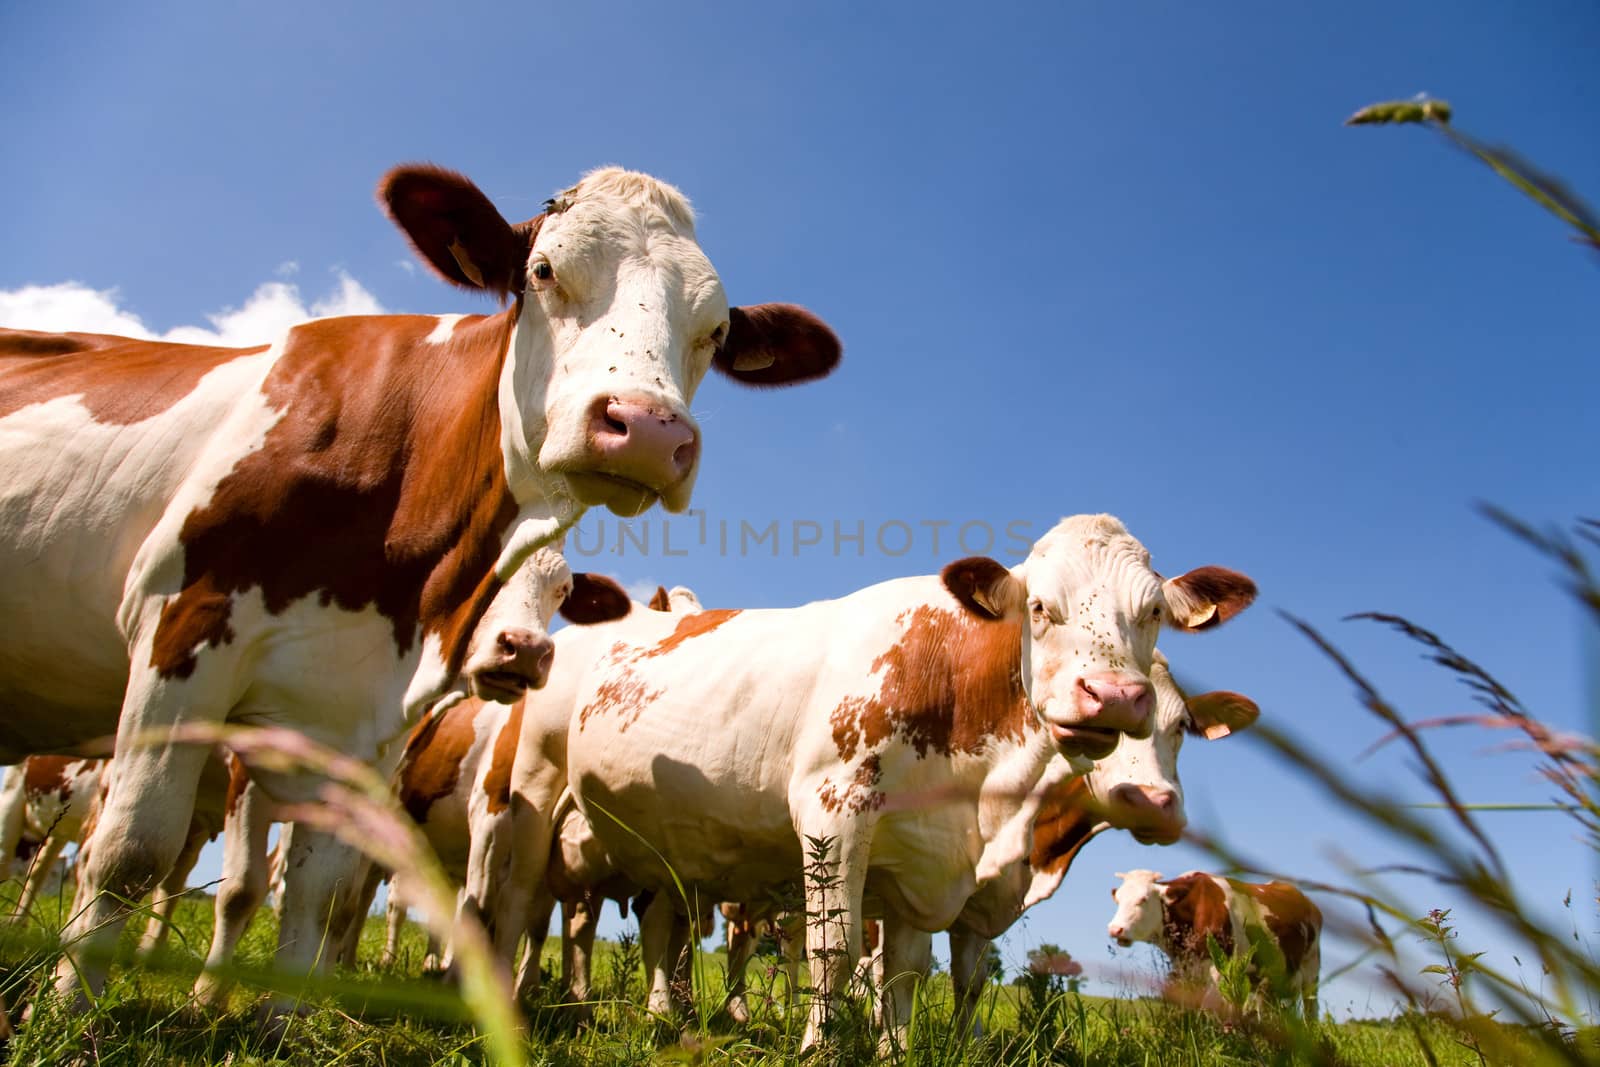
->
[1162,872,1233,958]
[400,700,485,823]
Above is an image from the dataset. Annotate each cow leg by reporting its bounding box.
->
[666,901,702,1014]
[12,831,67,920]
[562,896,600,1022]
[877,918,932,1051]
[722,908,757,1024]
[48,727,212,1005]
[194,777,273,1007]
[379,877,404,969]
[947,927,991,1038]
[778,911,804,1014]
[138,820,207,954]
[0,766,27,887]
[273,825,364,989]
[798,830,869,1050]
[514,886,556,1002]
[334,857,383,970]
[639,891,679,1017]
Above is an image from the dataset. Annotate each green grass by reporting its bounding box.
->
[0,879,1575,1066]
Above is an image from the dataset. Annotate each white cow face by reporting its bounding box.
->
[382,165,841,522]
[1083,652,1260,845]
[1107,868,1167,947]
[942,515,1256,761]
[461,547,629,702]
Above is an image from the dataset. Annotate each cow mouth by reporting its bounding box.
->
[1048,723,1123,760]
[470,670,530,704]
[1130,827,1183,846]
[562,471,663,517]
[1114,935,1133,948]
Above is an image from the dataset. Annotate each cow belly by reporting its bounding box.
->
[0,351,279,755]
[569,735,801,901]
[864,809,983,931]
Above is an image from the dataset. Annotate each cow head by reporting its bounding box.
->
[1081,652,1260,845]
[942,515,1256,761]
[461,547,629,702]
[1107,868,1167,946]
[380,165,841,521]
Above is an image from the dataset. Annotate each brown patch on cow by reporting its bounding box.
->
[399,699,487,824]
[22,756,78,800]
[576,661,664,732]
[817,754,884,815]
[482,697,525,814]
[1161,872,1233,960]
[829,605,1031,763]
[641,609,741,658]
[0,328,264,427]
[1028,777,1103,880]
[224,752,251,818]
[647,586,671,612]
[1239,880,1322,978]
[146,312,520,682]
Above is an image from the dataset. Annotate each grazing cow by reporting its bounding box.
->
[0,757,105,917]
[1107,869,1322,1017]
[0,163,840,1008]
[510,514,1255,1046]
[190,550,628,1003]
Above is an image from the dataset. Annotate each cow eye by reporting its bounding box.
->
[708,322,728,350]
[1029,599,1047,623]
[1150,605,1162,622]
[529,257,557,290]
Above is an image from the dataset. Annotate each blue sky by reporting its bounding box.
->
[3,0,1597,1020]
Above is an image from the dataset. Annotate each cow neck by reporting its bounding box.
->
[150,309,522,682]
[831,604,1034,763]
[1027,776,1106,880]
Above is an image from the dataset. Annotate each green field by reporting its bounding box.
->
[0,882,1573,1066]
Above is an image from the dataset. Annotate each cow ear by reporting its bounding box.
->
[379,164,537,298]
[1162,566,1257,632]
[560,573,631,625]
[1185,691,1260,740]
[942,557,1024,621]
[647,586,671,612]
[713,304,841,387]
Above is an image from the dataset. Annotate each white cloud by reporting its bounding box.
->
[623,578,662,604]
[0,270,386,348]
[274,260,300,277]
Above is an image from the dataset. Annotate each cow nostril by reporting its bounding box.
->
[496,632,517,655]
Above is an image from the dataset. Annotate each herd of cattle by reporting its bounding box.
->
[0,164,1322,1045]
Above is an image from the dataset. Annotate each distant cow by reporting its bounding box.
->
[511,513,1255,1046]
[0,162,838,1008]
[1107,869,1322,1016]
[0,757,105,917]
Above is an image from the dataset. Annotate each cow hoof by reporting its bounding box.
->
[723,995,751,1025]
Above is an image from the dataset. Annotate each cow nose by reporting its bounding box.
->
[1110,783,1178,813]
[1074,673,1154,737]
[496,629,556,690]
[589,397,698,486]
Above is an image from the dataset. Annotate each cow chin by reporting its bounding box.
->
[1046,722,1123,760]
[469,671,529,705]
[562,472,661,516]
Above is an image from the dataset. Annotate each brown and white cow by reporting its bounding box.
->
[723,655,1260,1033]
[938,655,1260,1034]
[510,514,1254,1046]
[0,756,105,918]
[0,163,838,1008]
[1107,869,1322,1017]
[189,549,629,1005]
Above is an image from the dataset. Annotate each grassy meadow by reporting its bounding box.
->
[0,876,1577,1066]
